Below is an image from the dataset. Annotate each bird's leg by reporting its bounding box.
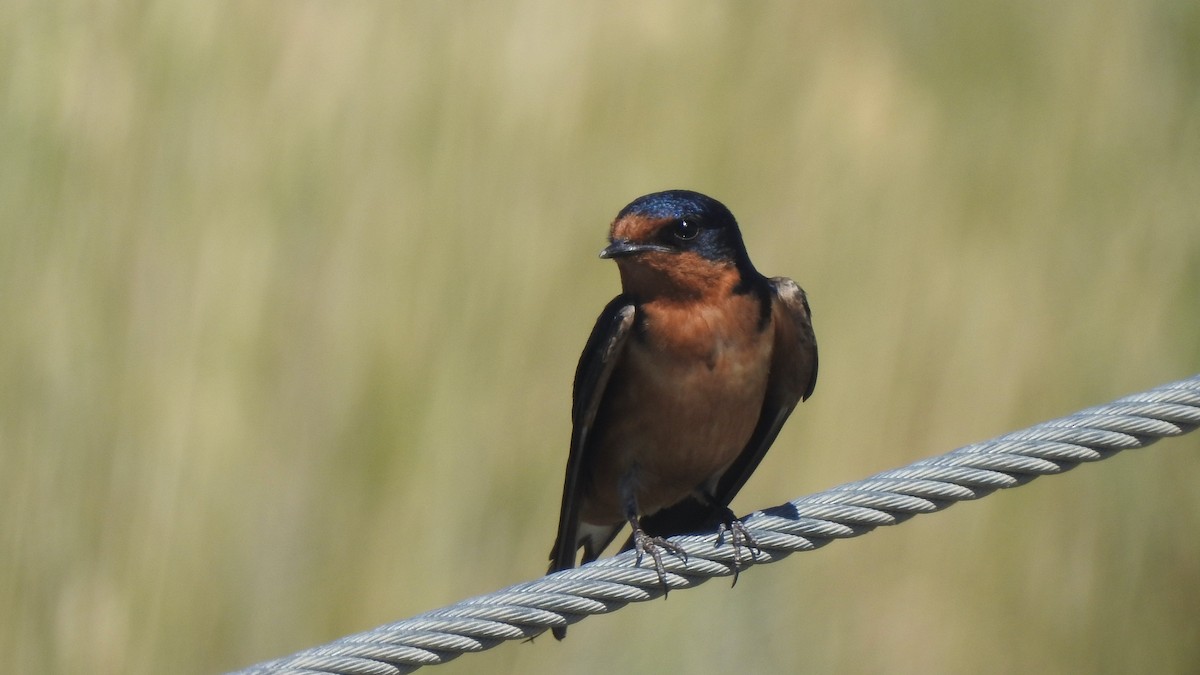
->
[707,500,760,585]
[620,473,687,594]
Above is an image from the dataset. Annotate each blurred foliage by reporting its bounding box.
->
[2,1,1199,673]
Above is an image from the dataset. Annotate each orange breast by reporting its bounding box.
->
[580,292,773,524]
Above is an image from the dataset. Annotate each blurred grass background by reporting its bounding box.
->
[3,1,1199,673]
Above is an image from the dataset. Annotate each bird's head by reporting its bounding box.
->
[601,190,759,299]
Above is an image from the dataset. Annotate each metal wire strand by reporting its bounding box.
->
[230,375,1200,675]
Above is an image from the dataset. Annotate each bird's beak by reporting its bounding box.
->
[599,239,671,259]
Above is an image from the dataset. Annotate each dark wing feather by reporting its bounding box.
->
[634,277,817,539]
[711,277,817,500]
[548,296,636,574]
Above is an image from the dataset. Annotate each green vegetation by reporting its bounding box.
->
[2,2,1198,673]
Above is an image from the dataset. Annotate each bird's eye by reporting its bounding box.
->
[672,219,699,241]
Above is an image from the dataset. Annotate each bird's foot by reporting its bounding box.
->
[717,517,760,585]
[631,528,688,595]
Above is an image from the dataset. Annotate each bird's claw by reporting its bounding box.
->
[631,529,688,595]
[717,518,760,585]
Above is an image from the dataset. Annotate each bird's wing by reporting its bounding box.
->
[710,277,817,502]
[634,277,817,538]
[548,296,636,574]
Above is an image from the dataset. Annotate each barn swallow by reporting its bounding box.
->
[547,189,818,639]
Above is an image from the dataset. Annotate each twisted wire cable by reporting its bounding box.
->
[230,374,1200,675]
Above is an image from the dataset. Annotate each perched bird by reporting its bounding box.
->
[547,189,817,639]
